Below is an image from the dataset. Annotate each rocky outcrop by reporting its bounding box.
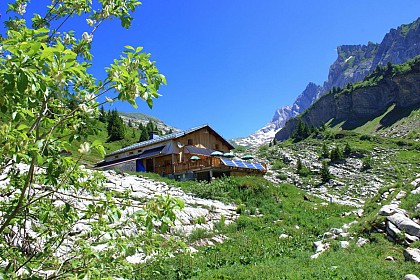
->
[275,62,420,140]
[239,17,420,146]
[404,248,420,263]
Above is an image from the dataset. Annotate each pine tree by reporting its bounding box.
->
[296,158,303,174]
[330,146,343,162]
[107,109,125,141]
[128,119,133,127]
[98,106,106,123]
[321,143,329,158]
[293,117,310,141]
[139,129,149,142]
[320,160,332,182]
[344,142,351,156]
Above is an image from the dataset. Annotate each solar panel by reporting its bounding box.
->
[234,160,247,168]
[220,159,266,171]
[253,163,266,170]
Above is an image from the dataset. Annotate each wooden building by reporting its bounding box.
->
[96,124,266,181]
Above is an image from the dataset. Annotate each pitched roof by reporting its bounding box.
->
[106,124,234,157]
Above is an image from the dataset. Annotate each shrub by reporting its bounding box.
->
[362,156,373,171]
[276,173,288,180]
[330,146,343,162]
[320,160,332,182]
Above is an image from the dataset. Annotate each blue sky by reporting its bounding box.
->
[1,1,420,139]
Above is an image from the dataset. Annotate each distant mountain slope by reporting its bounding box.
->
[275,56,420,141]
[119,112,179,134]
[235,17,420,147]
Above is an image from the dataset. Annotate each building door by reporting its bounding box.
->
[146,158,154,172]
[136,160,145,172]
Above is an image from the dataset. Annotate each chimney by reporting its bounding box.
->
[149,132,160,140]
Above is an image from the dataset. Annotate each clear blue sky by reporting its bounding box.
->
[1,1,420,139]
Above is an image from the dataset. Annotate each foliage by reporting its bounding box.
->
[296,158,311,177]
[138,120,160,142]
[344,142,352,156]
[292,117,311,141]
[321,142,329,158]
[362,156,373,171]
[0,1,174,278]
[107,109,126,141]
[320,160,332,182]
[330,145,343,162]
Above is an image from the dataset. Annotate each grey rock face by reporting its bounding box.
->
[404,248,420,263]
[387,213,420,238]
[259,17,420,143]
[276,68,420,141]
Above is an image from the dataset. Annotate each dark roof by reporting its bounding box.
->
[97,146,164,168]
[106,124,234,157]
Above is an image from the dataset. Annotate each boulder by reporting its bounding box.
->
[379,204,407,216]
[356,237,369,247]
[386,221,401,241]
[411,178,420,188]
[387,213,420,238]
[405,274,420,280]
[340,241,350,249]
[404,248,420,263]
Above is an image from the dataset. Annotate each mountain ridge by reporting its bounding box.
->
[234,17,420,147]
[275,56,420,141]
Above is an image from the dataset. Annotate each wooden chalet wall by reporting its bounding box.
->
[101,126,233,174]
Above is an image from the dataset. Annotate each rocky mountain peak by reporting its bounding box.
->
[233,17,420,147]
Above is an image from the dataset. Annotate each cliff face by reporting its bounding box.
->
[237,17,420,147]
[275,60,420,141]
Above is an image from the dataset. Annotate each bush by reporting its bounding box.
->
[320,160,332,182]
[362,156,373,171]
[330,146,343,162]
[276,173,288,180]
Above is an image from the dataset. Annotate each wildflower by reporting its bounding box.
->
[78,142,91,154]
[82,32,93,43]
[86,19,95,26]
[16,3,27,15]
[79,103,95,115]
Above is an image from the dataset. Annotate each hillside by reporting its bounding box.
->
[119,112,179,135]
[125,128,420,279]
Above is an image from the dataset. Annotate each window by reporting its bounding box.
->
[114,155,119,159]
[138,150,142,154]
[188,139,193,145]
[215,144,220,150]
[129,151,134,155]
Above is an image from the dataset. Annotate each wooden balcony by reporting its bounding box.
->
[154,157,266,176]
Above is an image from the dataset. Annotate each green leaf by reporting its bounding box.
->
[36,153,44,165]
[17,124,29,131]
[17,72,29,94]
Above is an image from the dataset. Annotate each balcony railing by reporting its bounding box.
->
[154,157,266,175]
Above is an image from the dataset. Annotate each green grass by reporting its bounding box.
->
[134,175,419,279]
[68,120,144,165]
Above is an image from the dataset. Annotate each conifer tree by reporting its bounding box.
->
[344,142,352,156]
[139,129,149,142]
[98,106,106,123]
[107,109,126,141]
[321,142,329,158]
[320,160,332,182]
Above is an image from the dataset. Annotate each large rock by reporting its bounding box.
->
[405,274,420,280]
[379,204,407,216]
[404,248,420,263]
[387,213,420,238]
